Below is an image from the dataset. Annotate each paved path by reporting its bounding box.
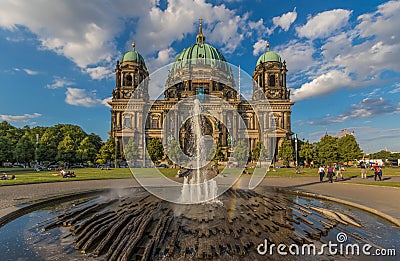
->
[1,176,399,221]
[261,176,400,220]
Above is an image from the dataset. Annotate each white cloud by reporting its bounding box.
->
[290,2,400,100]
[252,39,268,56]
[134,0,252,56]
[13,68,39,75]
[46,77,74,89]
[389,83,400,94]
[65,88,105,107]
[248,18,266,38]
[0,112,41,123]
[308,97,400,125]
[101,96,112,108]
[291,70,352,101]
[276,40,315,72]
[84,66,113,80]
[0,0,155,79]
[296,9,352,39]
[147,47,176,71]
[267,7,297,34]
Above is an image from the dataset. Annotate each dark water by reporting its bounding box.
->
[0,195,398,260]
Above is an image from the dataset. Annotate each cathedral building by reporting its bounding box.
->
[109,21,294,165]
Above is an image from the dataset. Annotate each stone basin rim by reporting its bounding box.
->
[0,186,399,229]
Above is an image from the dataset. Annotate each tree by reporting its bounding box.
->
[207,142,224,162]
[96,137,115,165]
[77,134,102,164]
[232,139,250,166]
[0,136,13,165]
[370,150,392,160]
[166,139,186,168]
[278,139,294,167]
[146,138,164,163]
[14,134,35,165]
[299,140,314,165]
[252,141,268,162]
[315,135,339,165]
[124,137,139,167]
[337,135,363,164]
[57,134,76,164]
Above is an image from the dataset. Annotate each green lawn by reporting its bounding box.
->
[0,168,132,185]
[1,166,399,186]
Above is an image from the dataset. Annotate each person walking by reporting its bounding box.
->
[327,165,335,183]
[335,163,343,180]
[318,165,325,182]
[373,163,382,181]
[360,162,367,179]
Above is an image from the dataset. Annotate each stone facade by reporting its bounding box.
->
[109,25,294,165]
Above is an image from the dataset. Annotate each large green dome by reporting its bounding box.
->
[175,43,226,63]
[170,21,231,75]
[122,43,145,64]
[256,50,281,66]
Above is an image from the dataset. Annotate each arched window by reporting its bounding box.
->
[125,74,132,86]
[124,116,132,128]
[151,117,159,129]
[269,74,275,87]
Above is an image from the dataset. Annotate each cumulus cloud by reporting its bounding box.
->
[147,47,176,71]
[101,96,113,108]
[0,0,262,79]
[296,9,352,39]
[252,39,268,56]
[267,7,297,35]
[276,40,315,72]
[308,97,400,125]
[65,88,103,107]
[84,66,113,80]
[134,0,252,56]
[291,70,352,101]
[0,112,41,123]
[290,2,400,101]
[46,76,74,89]
[0,0,155,79]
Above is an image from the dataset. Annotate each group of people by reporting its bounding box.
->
[1,173,16,180]
[318,164,344,183]
[60,168,76,178]
[318,162,384,182]
[360,162,382,181]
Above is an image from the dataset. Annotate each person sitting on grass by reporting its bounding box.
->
[1,173,8,180]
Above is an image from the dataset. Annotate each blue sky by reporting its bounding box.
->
[0,0,399,153]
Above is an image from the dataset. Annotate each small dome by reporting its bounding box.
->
[256,51,281,65]
[121,43,145,64]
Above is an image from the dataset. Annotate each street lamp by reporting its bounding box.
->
[294,134,298,167]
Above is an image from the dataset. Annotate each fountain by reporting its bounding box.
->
[180,99,218,204]
[1,187,399,260]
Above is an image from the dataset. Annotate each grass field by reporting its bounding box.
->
[1,166,399,186]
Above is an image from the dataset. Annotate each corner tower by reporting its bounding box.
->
[253,43,294,153]
[109,43,149,164]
